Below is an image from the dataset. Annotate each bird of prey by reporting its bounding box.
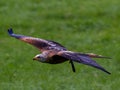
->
[8,28,111,74]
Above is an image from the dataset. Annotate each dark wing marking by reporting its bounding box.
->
[8,28,67,52]
[57,51,111,74]
[47,40,67,51]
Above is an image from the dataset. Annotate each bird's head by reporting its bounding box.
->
[33,54,46,62]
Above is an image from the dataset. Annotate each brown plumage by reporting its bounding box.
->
[8,28,111,74]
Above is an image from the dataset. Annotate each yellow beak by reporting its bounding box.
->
[33,57,38,60]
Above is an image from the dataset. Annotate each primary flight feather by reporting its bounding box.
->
[8,28,111,74]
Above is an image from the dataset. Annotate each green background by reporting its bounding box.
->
[0,0,119,90]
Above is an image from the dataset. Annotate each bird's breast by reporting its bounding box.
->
[46,56,68,64]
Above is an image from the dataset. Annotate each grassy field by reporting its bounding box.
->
[0,0,120,90]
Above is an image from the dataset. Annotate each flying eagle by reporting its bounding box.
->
[8,28,111,74]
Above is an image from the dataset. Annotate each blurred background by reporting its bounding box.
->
[0,0,119,90]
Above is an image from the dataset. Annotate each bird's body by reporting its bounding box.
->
[8,28,111,74]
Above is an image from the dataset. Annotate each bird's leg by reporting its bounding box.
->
[69,60,76,72]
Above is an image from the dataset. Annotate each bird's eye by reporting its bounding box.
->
[37,56,41,58]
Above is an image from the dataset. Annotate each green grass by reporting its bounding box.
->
[0,0,120,90]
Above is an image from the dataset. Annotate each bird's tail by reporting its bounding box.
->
[78,53,111,59]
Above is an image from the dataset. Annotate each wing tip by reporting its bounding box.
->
[103,69,111,75]
[95,65,111,75]
[107,72,111,75]
[8,28,13,35]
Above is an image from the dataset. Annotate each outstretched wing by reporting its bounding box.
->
[57,51,111,74]
[8,28,67,52]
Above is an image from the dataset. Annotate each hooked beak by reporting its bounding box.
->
[33,57,37,60]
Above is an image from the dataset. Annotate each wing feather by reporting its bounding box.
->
[8,28,66,52]
[57,51,111,74]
